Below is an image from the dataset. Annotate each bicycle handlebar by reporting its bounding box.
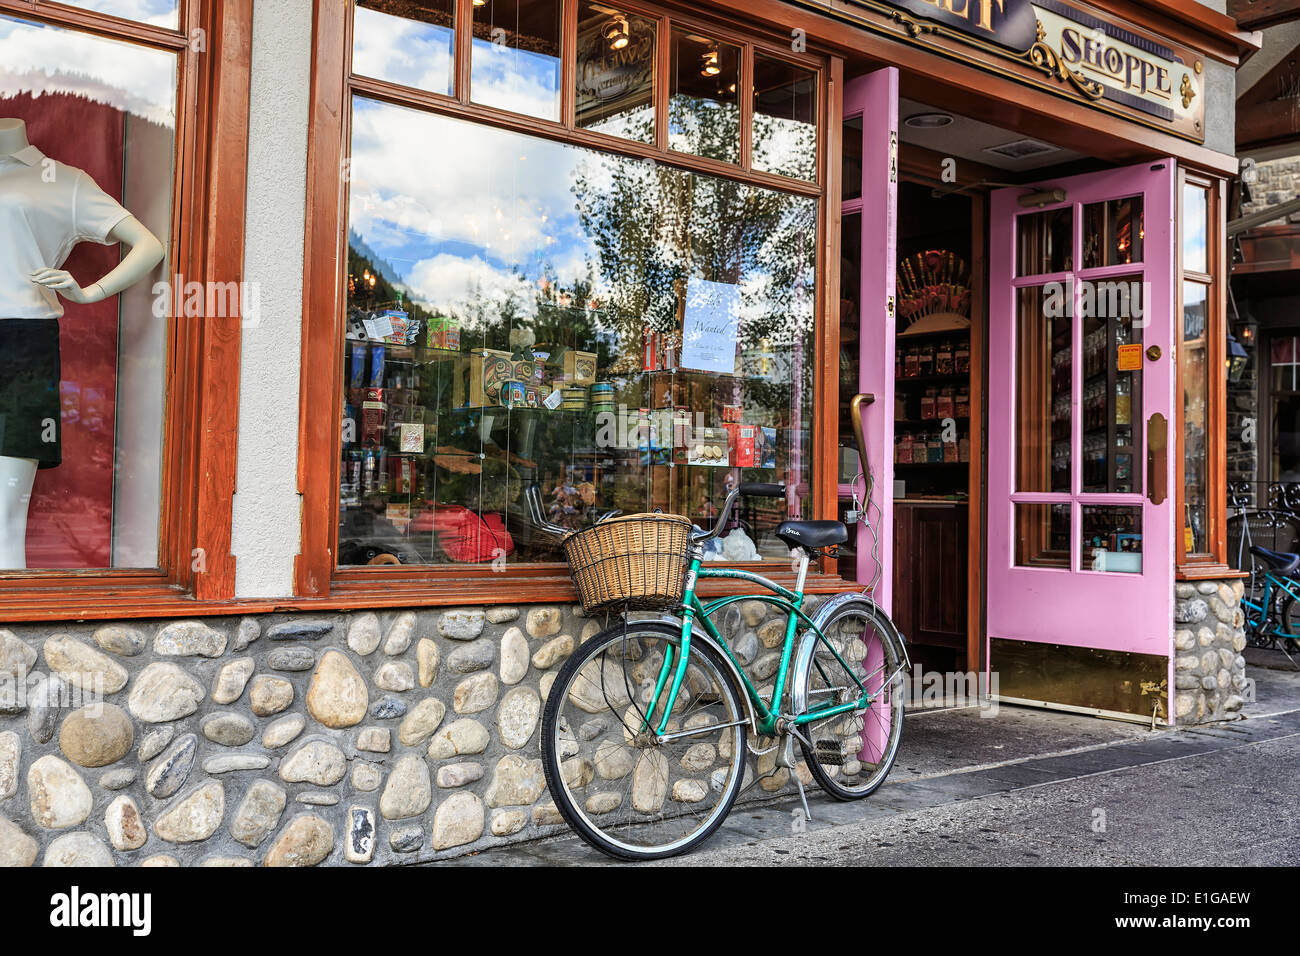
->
[692,482,787,543]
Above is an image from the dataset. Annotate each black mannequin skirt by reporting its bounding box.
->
[0,319,62,469]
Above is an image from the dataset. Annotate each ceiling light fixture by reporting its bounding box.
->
[700,46,720,77]
[602,15,630,51]
[904,112,954,129]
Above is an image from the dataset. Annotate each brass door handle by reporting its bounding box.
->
[1147,413,1167,505]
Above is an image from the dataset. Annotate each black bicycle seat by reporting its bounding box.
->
[1250,545,1300,574]
[776,520,847,551]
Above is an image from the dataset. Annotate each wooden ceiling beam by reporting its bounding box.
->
[1229,0,1300,32]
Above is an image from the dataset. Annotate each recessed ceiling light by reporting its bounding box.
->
[904,112,954,129]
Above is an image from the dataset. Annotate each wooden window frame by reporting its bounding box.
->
[0,0,252,619]
[1176,167,1236,579]
[297,0,844,603]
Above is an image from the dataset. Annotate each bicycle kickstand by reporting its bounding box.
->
[779,727,813,823]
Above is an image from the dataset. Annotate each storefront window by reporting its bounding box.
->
[471,0,563,120]
[575,2,656,143]
[752,52,816,182]
[668,27,740,165]
[1182,281,1209,554]
[339,97,816,568]
[1014,284,1072,493]
[1014,502,1069,568]
[1016,206,1072,276]
[353,0,457,98]
[1082,195,1143,268]
[1,15,176,570]
[57,0,180,29]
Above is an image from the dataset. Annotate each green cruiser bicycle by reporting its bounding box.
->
[529,405,909,859]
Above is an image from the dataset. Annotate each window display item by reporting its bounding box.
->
[564,350,597,385]
[562,386,588,410]
[727,423,756,466]
[468,348,514,406]
[368,344,386,388]
[0,319,62,467]
[361,388,387,446]
[428,505,514,563]
[687,427,730,466]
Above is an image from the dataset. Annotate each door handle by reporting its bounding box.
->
[1147,413,1167,505]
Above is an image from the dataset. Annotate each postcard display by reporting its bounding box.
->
[339,282,788,566]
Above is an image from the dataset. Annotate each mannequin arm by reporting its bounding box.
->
[30,215,165,305]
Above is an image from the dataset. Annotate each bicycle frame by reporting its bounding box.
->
[639,551,878,739]
[1243,570,1300,641]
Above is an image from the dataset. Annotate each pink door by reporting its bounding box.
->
[986,162,1176,712]
[839,67,898,610]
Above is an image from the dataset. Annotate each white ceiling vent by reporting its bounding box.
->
[984,138,1060,161]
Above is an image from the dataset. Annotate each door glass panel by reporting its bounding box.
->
[353,0,457,97]
[1015,503,1070,568]
[470,0,563,120]
[1082,195,1143,268]
[1016,206,1072,276]
[668,28,740,164]
[1082,505,1142,573]
[1183,281,1209,553]
[752,53,817,182]
[842,116,863,201]
[575,2,656,143]
[1182,183,1208,275]
[1015,284,1072,493]
[1080,275,1143,493]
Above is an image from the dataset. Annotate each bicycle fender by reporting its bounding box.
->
[652,615,762,735]
[790,593,911,718]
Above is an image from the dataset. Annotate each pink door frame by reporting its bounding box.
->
[839,67,898,612]
[986,162,1177,681]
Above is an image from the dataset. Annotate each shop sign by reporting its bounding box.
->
[791,0,1206,142]
[575,18,654,129]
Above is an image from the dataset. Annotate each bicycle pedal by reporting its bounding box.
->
[814,738,846,766]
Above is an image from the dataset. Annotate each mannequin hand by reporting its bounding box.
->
[30,269,103,304]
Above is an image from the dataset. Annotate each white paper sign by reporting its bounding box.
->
[680,277,741,374]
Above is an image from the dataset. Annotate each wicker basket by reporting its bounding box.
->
[562,513,692,614]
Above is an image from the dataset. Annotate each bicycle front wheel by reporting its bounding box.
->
[540,620,749,861]
[796,603,906,800]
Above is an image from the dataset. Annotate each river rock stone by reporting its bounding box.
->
[0,631,37,677]
[532,802,564,826]
[200,856,254,867]
[436,762,484,788]
[439,609,485,641]
[531,634,573,670]
[500,628,529,685]
[59,703,134,768]
[352,763,382,792]
[757,619,785,648]
[595,740,635,780]
[28,755,92,829]
[383,612,417,655]
[380,754,432,820]
[356,727,391,753]
[631,751,669,813]
[347,612,382,656]
[453,672,498,713]
[432,792,483,850]
[540,671,557,700]
[250,676,295,716]
[202,712,256,747]
[140,854,179,867]
[154,781,224,843]
[137,726,174,762]
[0,815,37,867]
[154,620,227,658]
[672,779,707,803]
[204,755,271,774]
[346,806,375,864]
[373,661,415,692]
[0,731,19,799]
[389,826,424,853]
[93,625,146,658]
[26,673,64,744]
[427,718,491,759]
[279,740,346,786]
[586,792,622,814]
[233,617,261,651]
[43,832,113,867]
[296,791,338,807]
[486,607,519,624]
[497,687,540,749]
[448,639,495,674]
[230,779,287,848]
[491,808,527,836]
[484,755,545,807]
[128,663,205,723]
[417,639,439,687]
[752,652,781,681]
[212,657,255,704]
[100,769,136,791]
[371,696,407,719]
[526,607,562,639]
[146,733,198,799]
[262,714,305,749]
[43,635,128,695]
[307,650,369,728]
[268,648,315,671]
[398,697,447,747]
[267,620,333,641]
[265,813,334,866]
[105,795,146,851]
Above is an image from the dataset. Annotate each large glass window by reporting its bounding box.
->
[752,52,816,181]
[353,0,457,97]
[0,15,177,570]
[339,97,816,568]
[471,0,563,120]
[1181,180,1212,558]
[574,2,656,143]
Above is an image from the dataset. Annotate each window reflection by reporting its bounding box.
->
[669,28,740,164]
[1016,206,1072,276]
[353,0,456,97]
[1183,281,1208,553]
[1182,183,1208,275]
[575,2,656,143]
[56,0,179,29]
[471,0,562,120]
[1082,505,1142,573]
[753,53,817,181]
[1082,196,1143,268]
[341,98,816,567]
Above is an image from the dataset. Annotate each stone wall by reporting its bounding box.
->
[1242,155,1300,222]
[1173,579,1249,723]
[0,601,804,867]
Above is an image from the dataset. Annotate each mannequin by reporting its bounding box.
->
[0,118,165,570]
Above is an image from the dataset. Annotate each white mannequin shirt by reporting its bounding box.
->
[0,145,132,319]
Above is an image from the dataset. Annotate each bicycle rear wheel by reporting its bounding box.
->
[540,620,749,861]
[796,603,906,800]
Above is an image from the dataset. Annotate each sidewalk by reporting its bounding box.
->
[424,661,1300,866]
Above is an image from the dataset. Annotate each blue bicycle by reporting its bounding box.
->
[1240,546,1300,663]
